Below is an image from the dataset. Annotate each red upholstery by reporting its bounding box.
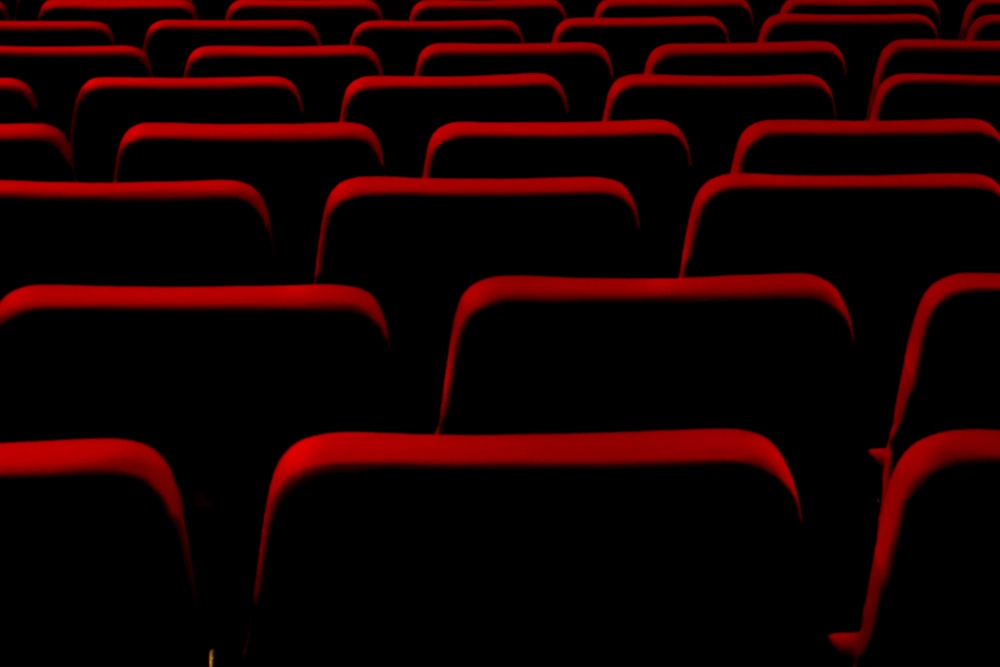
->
[226,0,382,44]
[595,0,755,41]
[38,0,197,47]
[410,0,565,41]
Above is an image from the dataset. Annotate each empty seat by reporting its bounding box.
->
[605,73,834,184]
[350,19,522,74]
[316,176,639,429]
[71,76,303,181]
[733,119,1000,181]
[781,0,940,26]
[554,16,729,75]
[759,13,937,117]
[410,0,565,41]
[871,40,1000,106]
[226,0,382,44]
[966,13,1000,36]
[185,45,379,121]
[0,20,111,42]
[0,47,150,133]
[341,74,566,175]
[0,123,74,180]
[830,429,1000,665]
[0,438,201,665]
[144,19,320,76]
[39,0,197,47]
[415,42,612,119]
[871,73,1000,128]
[0,283,392,657]
[595,0,755,41]
[116,122,383,281]
[884,275,1000,470]
[0,180,274,291]
[681,173,1000,448]
[645,41,847,104]
[424,119,692,273]
[247,429,811,665]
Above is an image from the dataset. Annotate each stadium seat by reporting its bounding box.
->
[316,176,640,429]
[226,0,382,44]
[605,73,835,184]
[116,122,383,281]
[595,0,755,41]
[410,0,565,41]
[554,16,729,75]
[143,19,320,76]
[424,119,692,273]
[732,118,1000,181]
[760,13,937,117]
[0,438,202,665]
[340,74,566,174]
[38,0,197,47]
[350,19,523,74]
[247,429,812,665]
[71,76,303,181]
[0,180,275,291]
[831,429,1000,665]
[185,45,380,121]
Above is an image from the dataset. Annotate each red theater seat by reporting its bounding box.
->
[38,0,197,47]
[116,122,383,281]
[340,73,566,175]
[682,173,1000,450]
[71,76,303,181]
[732,118,1000,180]
[424,119,692,273]
[0,180,275,290]
[0,19,111,42]
[0,78,38,123]
[871,73,1000,128]
[885,275,1000,471]
[760,13,937,117]
[416,42,611,120]
[871,40,1000,110]
[247,429,810,665]
[143,19,320,76]
[316,176,639,429]
[0,123,73,179]
[350,19,523,74]
[961,0,1000,35]
[595,0,755,41]
[605,73,834,184]
[554,16,729,75]
[0,438,201,665]
[410,0,565,41]
[226,0,382,44]
[780,0,940,26]
[185,45,380,121]
[831,429,1000,665]
[966,13,1000,37]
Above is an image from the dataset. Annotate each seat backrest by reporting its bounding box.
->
[116,122,383,281]
[38,0,196,47]
[424,119,692,273]
[682,173,1000,445]
[605,73,835,185]
[0,438,200,665]
[780,0,941,27]
[733,118,1000,181]
[554,16,729,75]
[340,74,566,175]
[0,20,112,42]
[410,0,565,41]
[871,73,1000,129]
[595,0,755,41]
[143,19,320,76]
[415,42,612,119]
[0,123,74,180]
[349,19,523,74]
[248,429,808,665]
[316,176,640,429]
[184,44,380,121]
[71,76,303,181]
[831,429,1000,665]
[226,0,382,44]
